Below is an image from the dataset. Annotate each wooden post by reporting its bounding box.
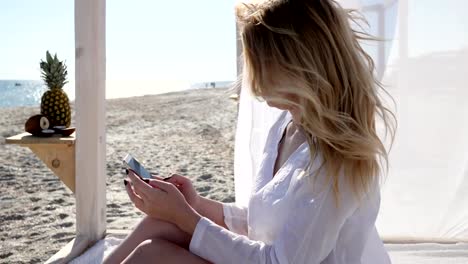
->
[398,0,408,61]
[75,0,106,244]
[236,22,242,77]
[377,4,386,79]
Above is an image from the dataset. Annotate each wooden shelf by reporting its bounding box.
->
[6,132,76,193]
[6,132,75,145]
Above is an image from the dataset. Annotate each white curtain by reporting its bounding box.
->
[234,0,468,242]
[376,0,468,241]
[233,78,283,206]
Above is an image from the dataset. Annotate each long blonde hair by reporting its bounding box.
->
[236,0,396,201]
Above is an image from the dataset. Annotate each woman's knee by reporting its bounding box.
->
[121,239,154,263]
[125,238,211,264]
[131,238,176,261]
[137,216,177,238]
[139,217,191,247]
[133,239,157,256]
[139,215,162,232]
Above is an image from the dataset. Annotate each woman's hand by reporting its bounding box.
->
[125,171,201,234]
[161,173,201,211]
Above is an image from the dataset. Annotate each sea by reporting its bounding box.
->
[0,80,47,108]
[0,80,234,109]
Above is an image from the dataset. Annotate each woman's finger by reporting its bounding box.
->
[128,171,156,199]
[151,174,165,180]
[125,180,145,209]
[127,170,141,184]
[148,179,173,193]
[164,173,187,185]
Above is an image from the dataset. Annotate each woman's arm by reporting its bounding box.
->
[193,196,228,229]
[186,175,370,264]
[194,196,249,235]
[162,174,248,233]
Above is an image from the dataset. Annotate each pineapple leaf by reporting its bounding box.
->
[40,51,68,90]
[46,51,53,64]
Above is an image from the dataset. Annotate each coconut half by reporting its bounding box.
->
[58,127,76,137]
[25,114,50,135]
[40,117,50,130]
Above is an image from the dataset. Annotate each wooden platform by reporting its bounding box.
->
[6,132,76,193]
[6,132,76,145]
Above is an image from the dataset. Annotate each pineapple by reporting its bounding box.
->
[40,51,71,127]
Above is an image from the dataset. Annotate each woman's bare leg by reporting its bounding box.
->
[122,238,211,264]
[103,216,191,264]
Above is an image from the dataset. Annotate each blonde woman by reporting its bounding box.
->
[104,0,395,263]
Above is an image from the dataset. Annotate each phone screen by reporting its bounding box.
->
[123,154,152,179]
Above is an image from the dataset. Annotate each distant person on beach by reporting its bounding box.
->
[104,0,395,263]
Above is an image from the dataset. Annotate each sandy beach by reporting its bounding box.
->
[0,88,237,263]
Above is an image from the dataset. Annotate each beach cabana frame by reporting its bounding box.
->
[6,0,108,262]
[48,0,108,261]
[5,0,468,262]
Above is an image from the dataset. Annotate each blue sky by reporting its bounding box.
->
[1,0,467,89]
[0,0,237,84]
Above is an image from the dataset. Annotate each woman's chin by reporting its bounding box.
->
[264,98,284,108]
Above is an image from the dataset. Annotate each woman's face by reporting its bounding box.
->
[263,92,301,124]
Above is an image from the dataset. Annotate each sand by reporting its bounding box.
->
[0,88,238,263]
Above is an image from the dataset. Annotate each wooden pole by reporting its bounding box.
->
[399,0,408,61]
[74,0,106,243]
[236,22,242,77]
[377,4,386,79]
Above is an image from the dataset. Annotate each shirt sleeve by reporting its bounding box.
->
[189,174,368,264]
[222,202,248,236]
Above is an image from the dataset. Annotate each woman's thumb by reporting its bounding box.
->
[148,179,171,192]
[151,174,165,180]
[164,173,187,185]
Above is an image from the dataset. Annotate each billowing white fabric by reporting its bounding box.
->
[376,0,468,240]
[190,112,391,263]
[234,0,468,242]
[234,78,283,206]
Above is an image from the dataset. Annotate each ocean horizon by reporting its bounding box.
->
[0,80,233,109]
[0,80,47,108]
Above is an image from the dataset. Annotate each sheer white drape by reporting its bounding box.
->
[376,0,468,241]
[234,0,468,242]
[233,77,283,206]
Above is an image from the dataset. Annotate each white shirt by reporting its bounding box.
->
[189,111,391,264]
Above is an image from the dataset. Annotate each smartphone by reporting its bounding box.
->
[123,154,152,179]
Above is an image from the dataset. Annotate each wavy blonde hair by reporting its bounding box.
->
[236,0,396,201]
